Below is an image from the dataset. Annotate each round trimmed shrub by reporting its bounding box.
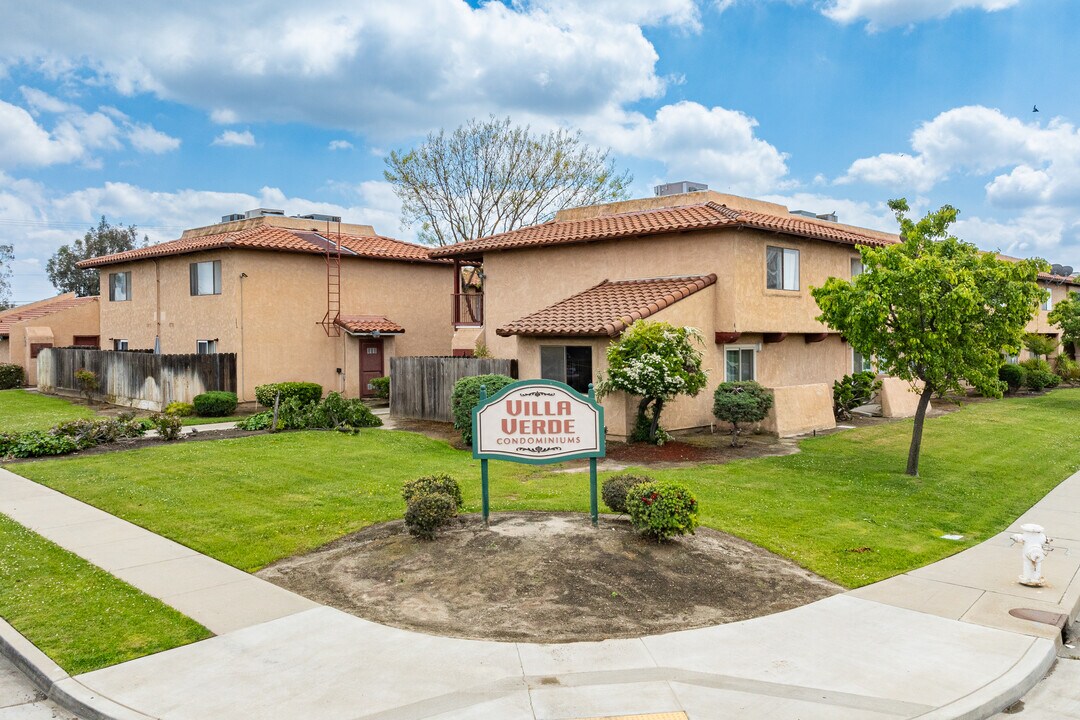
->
[254,382,323,408]
[998,363,1026,393]
[626,481,699,541]
[402,474,464,509]
[164,401,195,417]
[713,381,774,446]
[1020,358,1056,391]
[150,413,183,441]
[451,374,515,444]
[193,391,238,417]
[0,363,24,390]
[404,492,458,540]
[602,473,652,514]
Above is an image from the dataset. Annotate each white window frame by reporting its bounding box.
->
[1041,294,1053,312]
[113,339,129,351]
[108,271,131,302]
[766,246,800,291]
[850,257,864,278]
[724,344,758,382]
[196,339,218,355]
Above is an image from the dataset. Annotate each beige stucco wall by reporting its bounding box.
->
[879,377,927,419]
[761,383,836,437]
[0,339,8,364]
[1026,281,1074,359]
[6,299,100,386]
[97,250,453,402]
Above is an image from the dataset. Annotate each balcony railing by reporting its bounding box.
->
[453,292,484,327]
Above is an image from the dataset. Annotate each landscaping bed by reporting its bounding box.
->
[258,511,840,642]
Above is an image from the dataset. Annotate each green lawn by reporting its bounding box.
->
[10,390,1080,588]
[0,390,98,432]
[0,513,210,674]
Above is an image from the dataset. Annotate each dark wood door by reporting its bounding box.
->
[359,338,384,397]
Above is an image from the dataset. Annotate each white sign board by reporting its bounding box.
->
[472,380,604,464]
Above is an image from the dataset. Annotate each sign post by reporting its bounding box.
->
[472,379,605,527]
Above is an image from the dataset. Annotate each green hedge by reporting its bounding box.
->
[193,391,238,417]
[254,382,322,408]
[370,376,390,400]
[450,374,515,444]
[0,363,23,390]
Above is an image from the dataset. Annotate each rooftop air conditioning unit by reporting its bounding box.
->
[295,213,342,223]
[654,181,708,197]
[791,210,839,222]
[244,208,285,219]
[220,213,245,223]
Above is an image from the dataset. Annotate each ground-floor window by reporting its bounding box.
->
[540,345,592,394]
[725,346,756,382]
[1003,352,1020,364]
[853,349,874,374]
[113,339,129,351]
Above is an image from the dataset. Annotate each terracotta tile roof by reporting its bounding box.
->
[431,202,897,259]
[77,225,445,268]
[496,274,717,337]
[334,315,405,334]
[0,294,97,335]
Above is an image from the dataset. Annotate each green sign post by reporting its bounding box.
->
[472,379,606,526]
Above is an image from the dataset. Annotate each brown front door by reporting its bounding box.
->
[359,338,384,397]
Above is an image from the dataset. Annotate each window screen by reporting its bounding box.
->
[725,348,755,382]
[190,261,222,296]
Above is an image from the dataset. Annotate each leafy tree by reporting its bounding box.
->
[712,381,774,447]
[812,199,1047,476]
[384,116,632,246]
[595,321,708,445]
[47,217,145,297]
[0,242,12,309]
[1023,333,1059,360]
[1048,292,1080,351]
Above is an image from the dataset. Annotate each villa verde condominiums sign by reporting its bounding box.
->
[472,379,605,525]
[473,380,604,463]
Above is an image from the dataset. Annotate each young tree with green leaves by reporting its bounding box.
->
[1023,333,1059,360]
[47,217,146,297]
[1049,292,1080,352]
[384,116,631,246]
[595,321,708,445]
[812,199,1047,476]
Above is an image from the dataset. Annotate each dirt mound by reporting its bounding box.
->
[259,512,840,643]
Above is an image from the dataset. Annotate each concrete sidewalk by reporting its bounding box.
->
[0,465,1077,719]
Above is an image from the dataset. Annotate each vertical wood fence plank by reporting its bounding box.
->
[389,356,517,422]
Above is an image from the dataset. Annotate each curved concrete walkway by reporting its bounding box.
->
[1,464,1078,720]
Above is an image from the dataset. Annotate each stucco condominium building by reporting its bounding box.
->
[79,211,454,402]
[0,294,100,386]
[432,191,1076,439]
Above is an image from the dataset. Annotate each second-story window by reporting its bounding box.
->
[1041,294,1053,312]
[196,339,218,354]
[851,257,864,278]
[108,271,131,301]
[766,246,800,291]
[190,260,222,296]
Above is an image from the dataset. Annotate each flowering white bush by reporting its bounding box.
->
[596,321,708,444]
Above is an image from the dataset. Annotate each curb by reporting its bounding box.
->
[0,618,156,720]
[913,637,1057,720]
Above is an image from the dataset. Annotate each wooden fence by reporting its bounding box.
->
[390,356,517,422]
[37,348,237,411]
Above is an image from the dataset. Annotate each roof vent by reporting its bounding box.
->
[221,213,245,223]
[244,208,285,219]
[791,209,839,223]
[654,181,708,197]
[294,213,342,223]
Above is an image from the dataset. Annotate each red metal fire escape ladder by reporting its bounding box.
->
[320,226,342,337]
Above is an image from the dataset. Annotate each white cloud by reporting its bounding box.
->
[126,123,181,153]
[210,108,239,124]
[18,86,77,114]
[0,99,123,168]
[0,1,669,139]
[1,174,414,300]
[212,129,256,147]
[598,101,789,194]
[821,0,1020,31]
[328,139,353,151]
[839,106,1080,202]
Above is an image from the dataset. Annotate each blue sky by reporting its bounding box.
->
[1,0,1077,301]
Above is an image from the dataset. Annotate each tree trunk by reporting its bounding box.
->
[648,397,665,443]
[905,386,935,476]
